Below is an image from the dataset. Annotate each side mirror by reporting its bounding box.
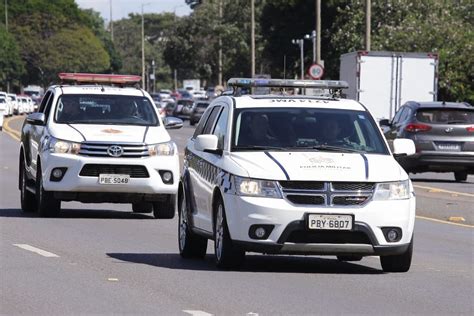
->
[393,139,415,157]
[195,134,221,155]
[163,116,183,129]
[379,119,391,127]
[26,112,46,126]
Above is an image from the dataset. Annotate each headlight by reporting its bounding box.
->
[373,180,410,200]
[233,176,282,198]
[48,137,81,154]
[148,141,175,156]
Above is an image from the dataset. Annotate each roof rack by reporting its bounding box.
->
[227,78,348,97]
[58,73,141,86]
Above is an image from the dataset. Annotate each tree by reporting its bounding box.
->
[0,26,25,91]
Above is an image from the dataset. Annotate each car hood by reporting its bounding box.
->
[49,124,170,144]
[229,151,407,182]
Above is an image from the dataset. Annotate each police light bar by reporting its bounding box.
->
[227,78,349,90]
[58,73,141,85]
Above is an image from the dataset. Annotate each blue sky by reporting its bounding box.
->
[76,0,192,22]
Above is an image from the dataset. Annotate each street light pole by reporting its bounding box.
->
[110,0,113,41]
[4,0,7,32]
[291,39,304,80]
[251,0,255,78]
[305,30,316,63]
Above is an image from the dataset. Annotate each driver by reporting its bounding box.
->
[320,117,344,145]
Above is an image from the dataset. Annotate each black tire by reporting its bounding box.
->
[214,198,245,269]
[190,120,196,126]
[36,165,60,217]
[178,189,207,258]
[153,195,176,219]
[454,171,468,182]
[337,255,363,262]
[20,158,36,213]
[380,238,413,273]
[132,202,153,213]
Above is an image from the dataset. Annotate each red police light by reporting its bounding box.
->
[58,73,141,85]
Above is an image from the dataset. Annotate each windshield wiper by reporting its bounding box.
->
[234,145,286,151]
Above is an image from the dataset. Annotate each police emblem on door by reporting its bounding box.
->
[107,145,124,157]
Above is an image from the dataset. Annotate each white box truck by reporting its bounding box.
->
[183,79,200,92]
[340,51,438,121]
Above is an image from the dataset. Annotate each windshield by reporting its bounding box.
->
[55,94,159,126]
[232,108,389,154]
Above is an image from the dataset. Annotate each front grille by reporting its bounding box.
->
[286,195,325,205]
[286,230,371,244]
[79,164,149,178]
[79,142,149,158]
[279,181,374,207]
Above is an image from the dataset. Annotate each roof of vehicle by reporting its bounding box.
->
[52,85,146,97]
[231,94,366,111]
[407,101,473,109]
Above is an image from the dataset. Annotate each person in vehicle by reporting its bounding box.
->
[59,97,83,122]
[240,113,280,146]
[319,116,350,145]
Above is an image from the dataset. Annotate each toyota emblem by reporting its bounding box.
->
[445,127,454,133]
[107,145,124,157]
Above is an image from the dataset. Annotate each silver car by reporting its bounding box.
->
[381,101,474,181]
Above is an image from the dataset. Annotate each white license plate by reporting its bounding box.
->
[308,214,353,230]
[437,143,460,151]
[99,174,130,185]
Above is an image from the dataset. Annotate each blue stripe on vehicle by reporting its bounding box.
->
[360,153,369,179]
[264,151,290,180]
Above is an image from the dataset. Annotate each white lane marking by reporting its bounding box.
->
[416,215,473,228]
[183,310,213,316]
[13,244,60,258]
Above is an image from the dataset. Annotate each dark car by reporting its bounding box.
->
[381,101,474,181]
[173,99,194,120]
[189,100,210,126]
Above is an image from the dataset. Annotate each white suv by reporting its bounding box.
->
[178,78,416,272]
[19,73,183,218]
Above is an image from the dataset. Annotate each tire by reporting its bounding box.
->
[152,195,176,219]
[190,120,196,126]
[36,165,60,217]
[178,190,207,258]
[337,255,363,262]
[454,171,467,182]
[380,237,413,273]
[214,198,245,269]
[20,158,36,213]
[132,202,153,213]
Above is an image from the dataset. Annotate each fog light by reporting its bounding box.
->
[255,227,266,238]
[52,169,63,178]
[162,171,172,182]
[50,167,67,182]
[158,170,174,184]
[387,229,398,242]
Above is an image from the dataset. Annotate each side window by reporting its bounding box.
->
[202,106,222,135]
[400,108,412,122]
[212,106,229,149]
[38,91,52,113]
[392,107,405,125]
[43,92,55,121]
[192,106,214,139]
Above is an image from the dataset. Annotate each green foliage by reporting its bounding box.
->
[0,26,25,90]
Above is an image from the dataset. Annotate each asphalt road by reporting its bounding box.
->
[1,116,473,315]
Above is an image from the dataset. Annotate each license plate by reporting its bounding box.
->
[307,214,353,230]
[99,174,130,185]
[437,142,460,151]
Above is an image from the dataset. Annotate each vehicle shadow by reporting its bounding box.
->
[106,252,383,275]
[411,178,473,184]
[0,208,152,219]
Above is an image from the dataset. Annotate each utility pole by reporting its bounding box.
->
[110,0,113,41]
[218,0,223,86]
[251,0,255,78]
[291,39,304,80]
[174,69,178,91]
[4,0,7,31]
[141,3,150,90]
[365,0,371,51]
[152,60,156,93]
[316,0,321,64]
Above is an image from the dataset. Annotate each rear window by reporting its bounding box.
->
[416,108,474,124]
[197,102,210,109]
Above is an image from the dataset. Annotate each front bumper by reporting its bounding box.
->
[223,193,415,256]
[41,153,179,195]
